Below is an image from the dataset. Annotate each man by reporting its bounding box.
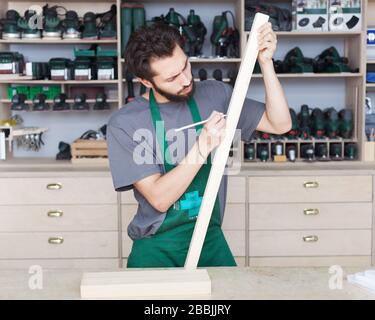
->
[107,23,291,268]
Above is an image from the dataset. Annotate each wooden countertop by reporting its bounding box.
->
[0,267,374,300]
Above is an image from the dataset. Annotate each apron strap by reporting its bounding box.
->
[149,89,210,170]
[149,89,174,172]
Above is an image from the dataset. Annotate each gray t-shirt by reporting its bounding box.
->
[107,80,265,240]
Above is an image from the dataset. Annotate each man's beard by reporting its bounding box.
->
[151,79,195,102]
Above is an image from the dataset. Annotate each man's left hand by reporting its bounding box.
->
[257,22,277,66]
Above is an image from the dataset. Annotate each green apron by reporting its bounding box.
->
[127,89,236,268]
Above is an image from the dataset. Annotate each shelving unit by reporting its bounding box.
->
[0,0,122,159]
[0,0,370,165]
[240,0,366,165]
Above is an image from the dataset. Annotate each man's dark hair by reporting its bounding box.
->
[125,23,184,81]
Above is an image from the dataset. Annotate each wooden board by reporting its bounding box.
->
[80,269,211,299]
[184,13,270,269]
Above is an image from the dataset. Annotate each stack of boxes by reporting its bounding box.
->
[293,0,361,32]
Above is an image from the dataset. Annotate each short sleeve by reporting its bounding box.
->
[221,82,266,142]
[107,124,162,192]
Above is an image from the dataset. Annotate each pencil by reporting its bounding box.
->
[174,114,227,132]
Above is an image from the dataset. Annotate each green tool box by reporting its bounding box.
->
[8,85,61,100]
[7,85,29,99]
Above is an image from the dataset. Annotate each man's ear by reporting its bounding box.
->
[139,78,153,89]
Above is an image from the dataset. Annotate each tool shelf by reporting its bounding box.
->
[242,138,359,162]
[0,0,371,164]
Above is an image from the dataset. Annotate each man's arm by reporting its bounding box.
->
[134,111,225,213]
[255,22,292,135]
[256,61,292,134]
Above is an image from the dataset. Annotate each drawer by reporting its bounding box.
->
[0,232,118,259]
[122,204,246,231]
[227,177,246,203]
[224,230,245,257]
[249,230,372,257]
[120,177,246,204]
[249,175,372,203]
[222,204,245,230]
[0,259,119,270]
[0,205,118,232]
[122,227,245,258]
[0,177,117,205]
[249,202,373,230]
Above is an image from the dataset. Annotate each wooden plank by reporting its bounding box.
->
[80,269,211,299]
[184,13,269,270]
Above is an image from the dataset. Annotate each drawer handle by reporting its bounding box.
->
[47,210,63,218]
[303,181,319,188]
[48,237,64,245]
[46,183,62,190]
[304,208,319,216]
[303,235,319,243]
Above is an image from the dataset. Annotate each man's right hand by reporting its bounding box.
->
[198,111,227,158]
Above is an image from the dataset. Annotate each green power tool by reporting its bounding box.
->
[42,6,61,39]
[311,108,325,139]
[300,143,315,162]
[81,6,117,40]
[256,144,269,162]
[339,109,353,139]
[156,8,206,57]
[330,143,342,160]
[210,11,239,58]
[32,93,50,111]
[281,47,314,73]
[315,143,329,161]
[61,10,81,39]
[18,10,42,39]
[93,93,110,110]
[82,12,98,39]
[11,93,29,111]
[121,4,145,57]
[286,108,299,139]
[1,10,21,39]
[324,107,340,138]
[244,143,255,161]
[344,143,357,160]
[97,5,117,40]
[298,104,311,139]
[164,8,198,56]
[186,10,207,57]
[313,47,352,73]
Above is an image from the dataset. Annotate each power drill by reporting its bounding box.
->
[210,11,239,58]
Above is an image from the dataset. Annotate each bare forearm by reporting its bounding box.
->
[260,61,291,131]
[152,141,207,212]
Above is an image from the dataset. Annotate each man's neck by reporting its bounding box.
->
[142,89,170,104]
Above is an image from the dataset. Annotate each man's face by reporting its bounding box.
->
[148,45,194,102]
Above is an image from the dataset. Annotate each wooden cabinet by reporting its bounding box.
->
[0,174,119,268]
[248,174,374,266]
[248,175,373,203]
[0,170,373,269]
[0,232,118,259]
[0,177,117,205]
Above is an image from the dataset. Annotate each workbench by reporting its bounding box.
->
[1,267,374,300]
